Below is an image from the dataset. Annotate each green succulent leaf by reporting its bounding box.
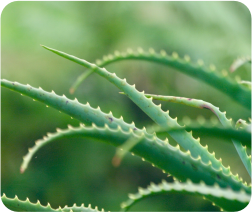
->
[1,194,106,212]
[120,180,250,211]
[40,45,245,178]
[3,79,248,193]
[16,122,250,194]
[2,45,251,212]
[131,92,251,176]
[1,194,59,212]
[0,79,156,173]
[67,47,251,109]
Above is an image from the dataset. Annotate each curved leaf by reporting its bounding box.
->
[40,46,241,178]
[1,79,155,172]
[66,47,251,109]
[136,93,251,176]
[1,194,59,212]
[1,194,106,212]
[120,180,250,211]
[19,124,250,194]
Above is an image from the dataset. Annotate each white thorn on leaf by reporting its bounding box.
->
[137,47,144,54]
[221,69,228,77]
[108,54,114,60]
[67,125,73,129]
[149,48,155,55]
[209,64,216,71]
[160,50,166,56]
[172,52,178,59]
[184,55,190,62]
[127,48,133,54]
[114,50,121,57]
[96,59,102,65]
[103,56,108,61]
[197,115,205,125]
[197,59,204,66]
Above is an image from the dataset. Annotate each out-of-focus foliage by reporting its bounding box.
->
[1,1,251,211]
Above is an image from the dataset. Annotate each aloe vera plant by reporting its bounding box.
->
[1,46,251,211]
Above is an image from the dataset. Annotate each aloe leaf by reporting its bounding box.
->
[1,79,137,134]
[154,124,251,148]
[40,45,242,178]
[135,93,252,176]
[2,80,250,194]
[5,79,243,193]
[1,193,59,211]
[230,56,251,72]
[120,180,250,212]
[19,124,250,194]
[1,79,155,172]
[1,194,106,212]
[67,48,251,109]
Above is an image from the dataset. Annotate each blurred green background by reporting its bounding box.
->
[1,1,251,211]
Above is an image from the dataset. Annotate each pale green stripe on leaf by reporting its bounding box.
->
[40,45,237,178]
[120,180,250,212]
[19,124,250,194]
